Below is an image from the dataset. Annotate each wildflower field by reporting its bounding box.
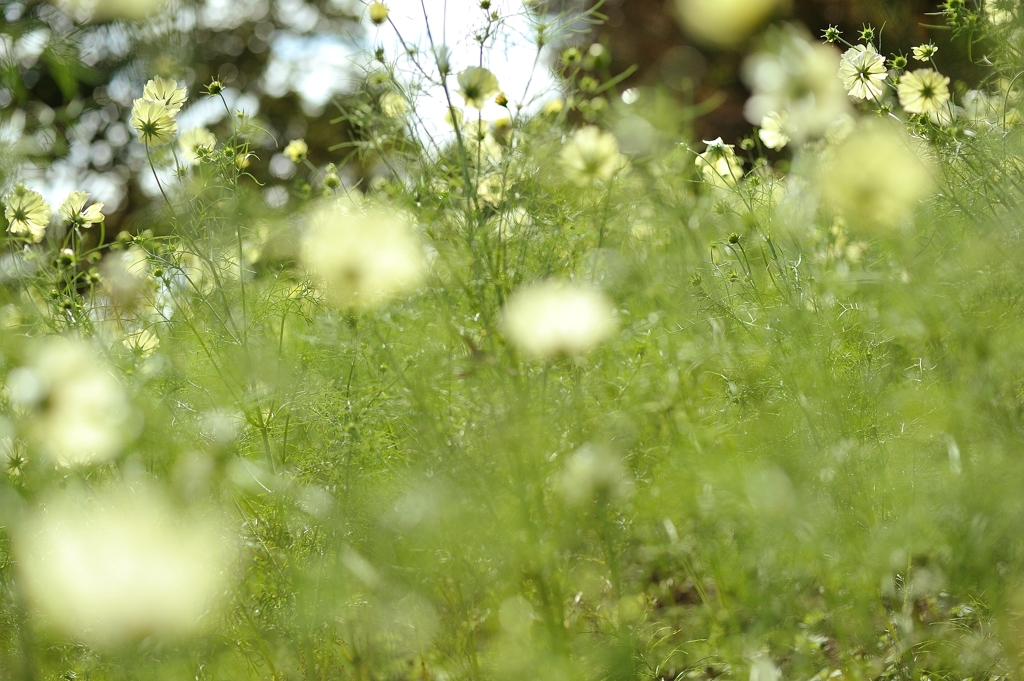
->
[2,0,1024,679]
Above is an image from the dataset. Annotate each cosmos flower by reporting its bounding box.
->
[559,126,626,186]
[178,127,217,165]
[130,98,177,146]
[301,200,427,311]
[457,66,500,109]
[897,69,951,114]
[838,44,888,100]
[381,92,408,118]
[369,1,389,24]
[15,485,234,646]
[758,111,791,150]
[142,76,187,115]
[742,26,852,143]
[912,43,938,61]
[59,191,104,228]
[695,138,744,187]
[4,185,51,242]
[284,139,308,163]
[501,281,617,359]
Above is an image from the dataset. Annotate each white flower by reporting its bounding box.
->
[381,92,408,118]
[15,485,234,646]
[985,0,1013,25]
[8,338,131,466]
[142,76,187,115]
[59,190,104,228]
[178,127,216,165]
[758,111,791,150]
[301,200,427,311]
[820,119,934,229]
[912,43,938,61]
[560,126,626,186]
[743,27,852,143]
[4,185,51,242]
[123,328,160,357]
[695,138,743,187]
[838,44,888,100]
[559,444,633,505]
[501,281,617,358]
[456,66,499,109]
[130,98,177,146]
[897,69,951,115]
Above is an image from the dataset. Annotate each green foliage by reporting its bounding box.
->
[1,2,1024,681]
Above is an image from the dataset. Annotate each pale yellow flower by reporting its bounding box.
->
[381,92,408,118]
[820,119,934,229]
[695,138,743,187]
[758,111,790,150]
[7,338,130,466]
[284,139,308,163]
[501,281,617,359]
[457,67,499,109]
[4,185,51,242]
[559,126,626,186]
[912,43,938,62]
[986,0,1013,25]
[368,1,389,24]
[142,77,187,115]
[15,485,234,647]
[123,329,160,357]
[838,45,887,100]
[59,191,104,228]
[742,27,852,143]
[130,99,177,146]
[179,127,216,165]
[673,0,782,48]
[301,201,426,311]
[897,69,951,115]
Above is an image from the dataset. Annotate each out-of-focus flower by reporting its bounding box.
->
[4,185,51,242]
[477,174,508,206]
[142,77,187,115]
[673,0,782,48]
[560,126,626,186]
[912,43,938,61]
[743,27,851,143]
[59,191,104,229]
[284,139,308,163]
[758,111,791,150]
[839,44,888,100]
[7,338,130,466]
[102,245,151,307]
[179,127,216,165]
[54,0,165,20]
[381,92,408,117]
[543,99,565,115]
[985,0,1013,25]
[898,69,951,114]
[16,485,234,646]
[444,107,465,129]
[130,99,177,146]
[820,119,934,229]
[559,444,633,505]
[501,281,617,359]
[123,329,160,357]
[696,138,743,187]
[368,1,389,24]
[457,67,500,109]
[301,200,426,311]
